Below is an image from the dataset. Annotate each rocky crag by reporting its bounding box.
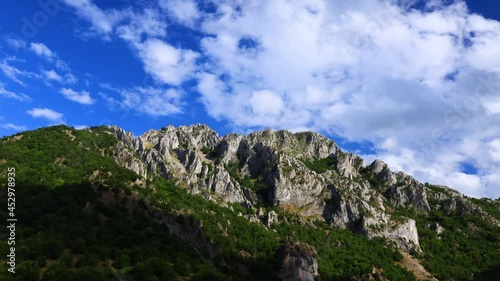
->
[108,124,498,259]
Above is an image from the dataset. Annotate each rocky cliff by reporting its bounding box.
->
[279,241,320,281]
[108,124,498,256]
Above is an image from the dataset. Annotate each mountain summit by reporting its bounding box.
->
[0,124,498,281]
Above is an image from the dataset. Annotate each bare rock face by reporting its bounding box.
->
[110,124,248,204]
[269,163,326,216]
[324,181,387,230]
[369,160,397,185]
[336,152,364,178]
[107,124,448,253]
[380,218,422,253]
[114,142,147,179]
[389,173,431,213]
[425,186,500,227]
[280,242,320,281]
[365,160,430,213]
[207,166,246,203]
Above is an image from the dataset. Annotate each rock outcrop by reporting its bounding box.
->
[382,218,421,253]
[106,124,460,253]
[279,242,320,281]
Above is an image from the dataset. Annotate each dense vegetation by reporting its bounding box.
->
[0,125,498,280]
[393,205,500,280]
[0,125,138,189]
[0,182,229,281]
[300,157,337,174]
[0,126,230,280]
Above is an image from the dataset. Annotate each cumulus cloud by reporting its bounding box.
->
[62,0,500,198]
[61,0,127,37]
[100,86,183,116]
[159,0,200,26]
[64,1,198,86]
[27,107,64,122]
[29,42,55,59]
[138,39,199,85]
[59,88,95,105]
[116,8,167,43]
[43,69,63,82]
[194,0,500,198]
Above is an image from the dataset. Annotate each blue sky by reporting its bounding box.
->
[1,0,500,198]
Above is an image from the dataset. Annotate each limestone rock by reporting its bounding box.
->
[106,124,471,254]
[280,242,320,281]
[265,210,279,228]
[113,142,147,179]
[335,152,364,178]
[368,159,397,185]
[388,173,431,213]
[382,218,421,253]
[429,222,444,235]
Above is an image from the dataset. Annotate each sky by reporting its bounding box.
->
[0,0,500,198]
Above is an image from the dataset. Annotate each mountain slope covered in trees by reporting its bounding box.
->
[0,125,498,281]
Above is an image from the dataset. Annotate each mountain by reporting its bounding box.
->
[0,124,498,281]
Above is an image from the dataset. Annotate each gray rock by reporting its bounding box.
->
[265,210,279,228]
[368,159,397,185]
[335,152,364,178]
[430,222,445,235]
[388,174,431,213]
[383,218,421,253]
[107,124,467,253]
[280,242,320,281]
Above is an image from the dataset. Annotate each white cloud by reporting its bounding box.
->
[159,0,200,26]
[116,8,167,43]
[74,125,89,130]
[64,73,78,84]
[0,63,26,86]
[5,37,27,49]
[59,88,95,105]
[63,1,197,86]
[61,0,126,36]
[0,58,40,86]
[42,69,78,84]
[43,69,63,82]
[138,39,199,85]
[488,139,500,162]
[0,86,31,102]
[27,108,64,122]
[29,42,55,59]
[194,0,500,198]
[250,90,284,116]
[100,86,182,116]
[55,59,71,71]
[61,0,500,198]
[0,123,27,131]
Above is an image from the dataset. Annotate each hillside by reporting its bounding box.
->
[0,124,498,281]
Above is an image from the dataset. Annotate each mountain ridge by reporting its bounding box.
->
[1,124,499,281]
[107,124,499,272]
